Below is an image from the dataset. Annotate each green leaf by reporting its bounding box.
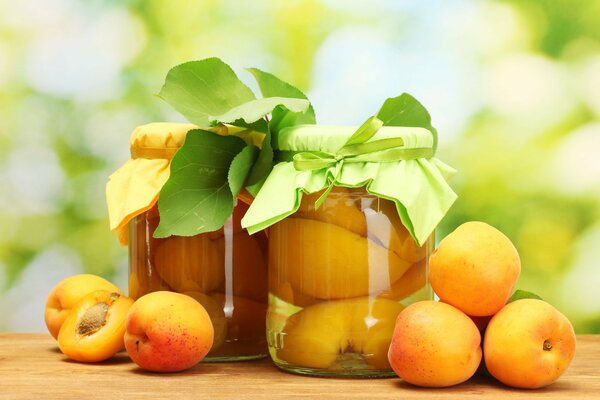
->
[210,96,310,125]
[246,68,316,134]
[228,145,259,198]
[376,93,438,151]
[240,68,317,195]
[158,58,256,128]
[154,130,246,238]
[507,289,543,303]
[229,118,269,134]
[244,128,273,197]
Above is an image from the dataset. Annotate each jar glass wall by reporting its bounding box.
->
[267,188,434,377]
[128,200,269,361]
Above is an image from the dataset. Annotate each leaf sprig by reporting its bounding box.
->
[154,58,315,238]
[154,58,438,238]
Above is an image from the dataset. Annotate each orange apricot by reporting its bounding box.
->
[128,212,168,299]
[429,221,521,316]
[295,188,368,237]
[153,235,224,293]
[45,274,122,339]
[124,291,214,372]
[388,301,481,387]
[484,299,576,389]
[213,232,267,302]
[376,260,429,302]
[364,198,431,264]
[57,290,133,362]
[269,281,320,308]
[277,297,404,370]
[269,217,411,300]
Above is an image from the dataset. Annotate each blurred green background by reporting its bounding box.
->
[0,0,599,332]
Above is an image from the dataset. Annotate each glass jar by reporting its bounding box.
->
[129,199,269,361]
[267,187,434,377]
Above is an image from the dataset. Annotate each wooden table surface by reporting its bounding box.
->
[0,333,598,399]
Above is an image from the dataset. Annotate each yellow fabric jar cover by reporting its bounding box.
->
[106,122,216,244]
[106,122,264,244]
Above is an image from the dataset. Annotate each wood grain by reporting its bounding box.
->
[0,333,598,399]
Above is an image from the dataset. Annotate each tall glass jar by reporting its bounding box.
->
[129,199,269,361]
[267,187,434,377]
[107,122,270,362]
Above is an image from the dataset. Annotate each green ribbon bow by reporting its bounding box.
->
[278,116,435,208]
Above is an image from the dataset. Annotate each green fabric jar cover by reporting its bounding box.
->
[241,116,457,246]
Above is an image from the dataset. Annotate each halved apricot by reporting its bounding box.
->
[213,232,267,302]
[277,297,404,369]
[58,290,134,362]
[45,274,122,339]
[376,260,428,301]
[295,187,368,237]
[153,235,225,293]
[269,217,411,300]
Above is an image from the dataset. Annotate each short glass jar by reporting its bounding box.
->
[267,187,434,377]
[129,200,269,361]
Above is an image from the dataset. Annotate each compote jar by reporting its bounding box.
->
[242,119,457,376]
[107,122,268,361]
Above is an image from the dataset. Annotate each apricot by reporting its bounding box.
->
[296,188,430,265]
[45,274,122,339]
[277,298,404,370]
[269,281,320,308]
[128,269,169,300]
[350,298,406,369]
[295,188,368,237]
[213,232,267,302]
[277,300,348,369]
[124,291,214,372]
[208,293,267,357]
[57,290,134,362]
[153,234,224,293]
[484,299,576,389]
[128,212,168,299]
[376,260,428,302]
[183,291,227,351]
[429,221,521,316]
[269,217,411,300]
[364,199,430,263]
[388,300,482,387]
